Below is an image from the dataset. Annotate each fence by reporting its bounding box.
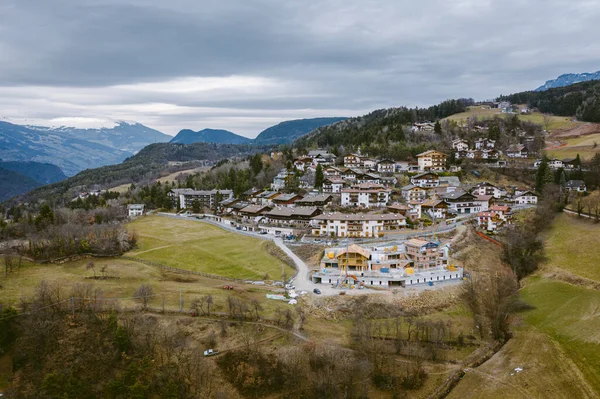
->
[475,231,503,247]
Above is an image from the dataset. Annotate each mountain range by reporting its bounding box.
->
[170,128,252,145]
[0,121,171,176]
[535,70,600,91]
[169,117,347,146]
[0,161,67,202]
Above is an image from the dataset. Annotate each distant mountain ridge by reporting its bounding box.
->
[253,117,348,145]
[171,117,348,146]
[0,161,67,202]
[29,121,171,154]
[0,121,170,176]
[0,161,67,185]
[170,128,252,145]
[535,71,600,91]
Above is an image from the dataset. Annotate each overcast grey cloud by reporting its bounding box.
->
[1,0,599,136]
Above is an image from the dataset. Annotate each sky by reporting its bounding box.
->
[1,0,599,138]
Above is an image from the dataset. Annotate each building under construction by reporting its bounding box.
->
[311,239,463,288]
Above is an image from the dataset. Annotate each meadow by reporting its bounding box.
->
[445,105,574,132]
[127,215,295,280]
[450,212,600,397]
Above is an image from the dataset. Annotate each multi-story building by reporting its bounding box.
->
[127,204,145,217]
[410,172,440,188]
[401,184,427,202]
[341,183,391,208]
[377,159,395,173]
[514,191,537,205]
[312,212,406,238]
[416,150,447,171]
[169,188,234,209]
[344,153,366,168]
[312,240,460,288]
[404,239,449,269]
[471,182,504,199]
[263,206,321,226]
[442,190,481,214]
[322,178,346,194]
[294,194,333,207]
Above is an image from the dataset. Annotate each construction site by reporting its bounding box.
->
[311,238,464,289]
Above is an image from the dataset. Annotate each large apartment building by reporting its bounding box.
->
[416,150,447,171]
[169,188,233,209]
[312,212,406,238]
[341,183,391,208]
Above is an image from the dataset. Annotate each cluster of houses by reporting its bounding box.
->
[452,138,500,161]
[311,239,463,288]
[157,147,542,236]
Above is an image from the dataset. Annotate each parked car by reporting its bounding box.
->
[203,349,219,357]
[313,288,321,295]
[285,284,295,290]
[236,226,242,230]
[259,231,268,235]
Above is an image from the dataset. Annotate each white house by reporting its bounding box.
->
[452,139,469,151]
[506,145,528,158]
[323,178,346,194]
[474,138,496,149]
[514,191,538,205]
[410,172,440,188]
[471,182,504,199]
[563,180,587,193]
[127,204,145,217]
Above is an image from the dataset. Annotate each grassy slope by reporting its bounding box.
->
[445,106,574,131]
[520,278,600,392]
[127,215,294,280]
[542,214,600,281]
[546,132,600,160]
[450,214,600,398]
[0,258,294,317]
[448,327,595,399]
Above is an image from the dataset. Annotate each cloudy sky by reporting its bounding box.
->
[1,0,599,137]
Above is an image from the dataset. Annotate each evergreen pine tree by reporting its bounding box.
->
[535,155,551,193]
[434,121,442,134]
[315,164,324,189]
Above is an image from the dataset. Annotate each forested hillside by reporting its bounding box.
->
[8,143,271,205]
[253,117,347,145]
[0,168,42,202]
[0,161,67,185]
[294,99,473,154]
[499,80,600,122]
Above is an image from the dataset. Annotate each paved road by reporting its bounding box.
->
[563,208,596,219]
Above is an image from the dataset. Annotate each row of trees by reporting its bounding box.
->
[499,80,600,122]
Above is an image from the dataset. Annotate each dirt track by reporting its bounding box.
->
[551,122,600,138]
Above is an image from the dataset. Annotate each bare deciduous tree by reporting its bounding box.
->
[134,284,154,310]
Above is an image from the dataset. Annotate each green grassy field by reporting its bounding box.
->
[448,326,596,399]
[520,278,600,392]
[128,215,294,280]
[0,257,296,318]
[542,214,600,281]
